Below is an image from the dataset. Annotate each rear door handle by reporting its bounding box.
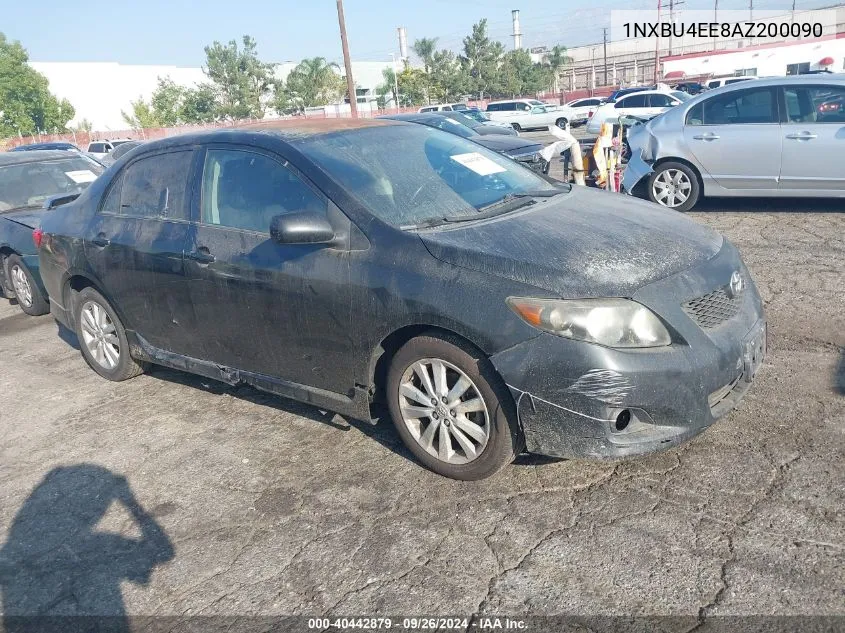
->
[187,246,215,265]
[692,133,720,141]
[785,132,817,140]
[91,233,110,248]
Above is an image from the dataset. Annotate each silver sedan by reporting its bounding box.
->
[623,75,845,211]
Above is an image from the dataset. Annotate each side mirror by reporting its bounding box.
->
[270,212,336,245]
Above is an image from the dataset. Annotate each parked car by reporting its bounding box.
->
[622,76,845,211]
[671,82,707,95]
[586,90,685,134]
[705,76,756,90]
[38,119,765,480]
[10,142,80,152]
[379,113,548,173]
[99,140,143,167]
[418,103,469,113]
[0,150,104,315]
[86,139,135,160]
[564,98,604,126]
[442,109,517,134]
[485,99,574,131]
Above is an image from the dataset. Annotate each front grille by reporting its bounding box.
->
[683,276,745,329]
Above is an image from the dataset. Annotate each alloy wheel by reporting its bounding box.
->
[398,358,490,465]
[651,168,692,208]
[10,265,33,308]
[79,301,121,370]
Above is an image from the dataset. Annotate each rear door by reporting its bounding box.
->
[682,86,782,191]
[646,93,681,116]
[779,83,845,192]
[84,149,197,351]
[182,145,353,389]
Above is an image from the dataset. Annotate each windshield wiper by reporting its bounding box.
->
[474,187,567,214]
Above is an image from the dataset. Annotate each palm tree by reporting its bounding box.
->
[545,45,572,94]
[412,38,438,74]
[286,57,345,108]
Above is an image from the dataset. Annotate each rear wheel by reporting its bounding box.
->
[511,123,522,132]
[555,117,569,129]
[647,161,701,212]
[386,334,521,480]
[5,254,49,316]
[73,287,148,381]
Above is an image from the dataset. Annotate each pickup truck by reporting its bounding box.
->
[0,151,104,315]
[485,99,575,131]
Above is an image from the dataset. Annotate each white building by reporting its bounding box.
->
[29,59,395,132]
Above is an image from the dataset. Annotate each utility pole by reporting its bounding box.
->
[654,0,661,84]
[602,28,609,86]
[713,0,718,50]
[749,0,753,21]
[336,0,358,118]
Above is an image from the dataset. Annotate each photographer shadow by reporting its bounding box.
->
[0,464,174,633]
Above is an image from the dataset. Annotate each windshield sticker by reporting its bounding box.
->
[450,152,507,176]
[65,170,98,184]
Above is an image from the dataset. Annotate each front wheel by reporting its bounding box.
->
[647,161,701,212]
[5,255,49,316]
[386,334,521,480]
[73,287,148,381]
[511,123,522,132]
[555,117,569,129]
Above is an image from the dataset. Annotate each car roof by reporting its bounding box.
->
[687,73,845,101]
[487,98,534,104]
[0,150,83,166]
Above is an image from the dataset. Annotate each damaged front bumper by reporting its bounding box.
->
[490,245,766,460]
[621,149,653,195]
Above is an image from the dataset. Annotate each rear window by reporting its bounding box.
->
[88,143,106,153]
[0,156,104,211]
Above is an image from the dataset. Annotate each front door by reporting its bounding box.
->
[683,86,782,191]
[182,146,354,391]
[779,83,845,192]
[84,149,196,351]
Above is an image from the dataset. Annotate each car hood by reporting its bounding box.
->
[0,208,47,229]
[473,135,540,154]
[418,186,724,297]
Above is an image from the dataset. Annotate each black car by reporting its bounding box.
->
[10,142,80,152]
[38,120,765,480]
[99,140,144,167]
[379,113,548,174]
[438,110,519,136]
[0,150,104,315]
[671,82,706,95]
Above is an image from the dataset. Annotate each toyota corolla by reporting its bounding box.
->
[37,120,766,480]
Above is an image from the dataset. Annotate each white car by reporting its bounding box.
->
[586,91,685,134]
[86,138,136,160]
[564,97,604,126]
[486,99,574,131]
[706,76,757,90]
[418,103,469,113]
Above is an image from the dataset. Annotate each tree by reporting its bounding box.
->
[396,68,428,106]
[430,49,467,102]
[150,77,184,127]
[180,84,218,124]
[121,97,159,129]
[72,118,93,133]
[498,49,549,98]
[459,20,505,99]
[282,57,345,111]
[203,35,274,120]
[545,45,572,93]
[0,33,75,137]
[412,37,438,74]
[376,67,398,109]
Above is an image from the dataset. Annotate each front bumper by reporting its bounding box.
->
[490,243,766,460]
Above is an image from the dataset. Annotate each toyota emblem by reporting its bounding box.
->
[728,271,744,298]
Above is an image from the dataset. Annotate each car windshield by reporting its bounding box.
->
[462,110,490,123]
[0,156,104,212]
[447,112,482,129]
[417,116,476,139]
[295,125,559,228]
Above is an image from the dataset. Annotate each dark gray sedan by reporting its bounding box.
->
[38,120,765,480]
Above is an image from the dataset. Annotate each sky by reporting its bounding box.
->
[5,0,832,67]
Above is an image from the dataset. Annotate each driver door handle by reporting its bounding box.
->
[187,246,215,265]
[91,233,110,248]
[785,131,817,140]
[692,133,720,141]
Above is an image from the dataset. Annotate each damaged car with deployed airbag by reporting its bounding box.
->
[37,119,765,480]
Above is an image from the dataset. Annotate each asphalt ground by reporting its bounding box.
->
[0,154,842,632]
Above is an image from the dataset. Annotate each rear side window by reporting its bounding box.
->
[106,151,192,220]
[486,104,500,112]
[695,87,776,125]
[707,80,720,89]
[784,85,845,123]
[200,149,327,234]
[88,143,105,153]
[648,94,676,107]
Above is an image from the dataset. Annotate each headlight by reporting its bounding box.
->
[507,297,671,348]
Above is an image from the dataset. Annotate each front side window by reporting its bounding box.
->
[115,151,192,220]
[89,143,105,153]
[786,62,810,76]
[293,125,557,229]
[784,85,845,123]
[201,149,326,234]
[648,94,676,107]
[697,88,776,125]
[616,94,647,109]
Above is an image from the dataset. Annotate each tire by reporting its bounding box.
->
[511,123,522,132]
[386,334,521,480]
[555,117,569,129]
[5,254,49,316]
[73,286,148,381]
[647,161,701,212]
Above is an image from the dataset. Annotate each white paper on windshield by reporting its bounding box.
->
[65,170,97,184]
[450,152,506,176]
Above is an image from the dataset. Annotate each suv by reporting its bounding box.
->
[417,103,468,113]
[86,138,135,160]
[485,99,573,131]
[706,77,756,90]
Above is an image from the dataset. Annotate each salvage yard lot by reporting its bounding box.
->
[0,202,843,623]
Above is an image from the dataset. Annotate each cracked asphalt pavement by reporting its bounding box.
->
[0,200,842,630]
